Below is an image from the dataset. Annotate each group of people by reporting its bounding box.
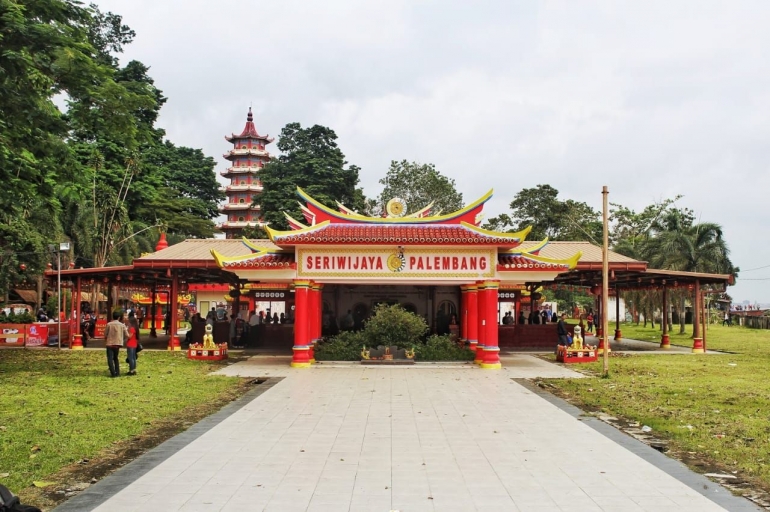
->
[104,311,141,377]
[501,309,559,325]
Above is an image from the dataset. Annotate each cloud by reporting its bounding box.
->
[97,0,770,300]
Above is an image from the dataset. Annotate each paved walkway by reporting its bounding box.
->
[54,356,757,512]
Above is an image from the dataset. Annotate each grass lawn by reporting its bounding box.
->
[545,322,770,493]
[0,348,246,506]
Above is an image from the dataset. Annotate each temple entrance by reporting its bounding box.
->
[321,284,460,335]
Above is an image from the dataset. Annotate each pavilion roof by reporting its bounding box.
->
[135,239,280,267]
[502,241,645,270]
[266,222,532,248]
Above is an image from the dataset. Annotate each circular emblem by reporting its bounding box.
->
[386,198,407,217]
[387,250,406,272]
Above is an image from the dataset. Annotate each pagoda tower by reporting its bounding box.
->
[218,108,274,238]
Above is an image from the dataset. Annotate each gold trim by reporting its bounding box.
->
[297,187,494,224]
[291,362,312,368]
[266,221,330,242]
[460,222,532,241]
[479,362,502,369]
[284,212,308,229]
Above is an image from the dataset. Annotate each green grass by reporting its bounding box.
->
[0,349,242,493]
[546,322,770,491]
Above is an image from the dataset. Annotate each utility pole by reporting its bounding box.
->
[602,186,610,377]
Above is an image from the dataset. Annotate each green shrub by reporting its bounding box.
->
[361,303,428,349]
[314,331,364,361]
[2,311,34,324]
[414,335,475,361]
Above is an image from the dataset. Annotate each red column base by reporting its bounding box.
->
[597,337,611,354]
[596,326,603,338]
[614,329,622,341]
[660,334,670,349]
[71,334,84,351]
[480,346,501,369]
[308,340,316,364]
[474,344,485,364]
[468,340,478,357]
[692,337,705,353]
[291,345,312,368]
[167,335,181,351]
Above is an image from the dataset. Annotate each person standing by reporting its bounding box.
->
[586,312,594,333]
[104,311,128,378]
[556,313,569,351]
[125,312,140,376]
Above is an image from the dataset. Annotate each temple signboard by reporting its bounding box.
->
[297,247,496,279]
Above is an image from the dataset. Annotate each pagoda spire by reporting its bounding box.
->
[218,107,274,238]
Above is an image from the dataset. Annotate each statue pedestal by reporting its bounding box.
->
[187,343,228,361]
[556,346,598,364]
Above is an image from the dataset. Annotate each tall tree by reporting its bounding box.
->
[372,161,463,216]
[484,185,602,241]
[258,123,364,230]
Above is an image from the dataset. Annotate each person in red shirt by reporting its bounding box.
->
[586,312,594,333]
[125,312,140,376]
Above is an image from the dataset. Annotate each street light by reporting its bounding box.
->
[49,242,70,349]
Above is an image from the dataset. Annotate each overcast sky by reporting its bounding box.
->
[95,0,770,302]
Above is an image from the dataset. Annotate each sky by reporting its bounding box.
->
[94,0,770,303]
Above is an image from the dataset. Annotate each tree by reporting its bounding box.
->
[138,141,224,238]
[641,209,737,333]
[258,123,364,230]
[484,185,602,241]
[372,161,463,216]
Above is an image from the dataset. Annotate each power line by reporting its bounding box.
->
[741,264,770,272]
[739,277,770,281]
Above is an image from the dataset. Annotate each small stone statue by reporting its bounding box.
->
[570,325,584,350]
[202,323,217,350]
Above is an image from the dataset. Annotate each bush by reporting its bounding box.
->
[314,331,364,361]
[414,335,475,362]
[2,311,34,324]
[361,303,428,349]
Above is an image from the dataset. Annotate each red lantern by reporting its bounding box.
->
[19,264,26,271]
[69,262,75,268]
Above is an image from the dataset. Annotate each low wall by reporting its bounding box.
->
[498,324,578,350]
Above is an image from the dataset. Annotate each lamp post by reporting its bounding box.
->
[50,242,70,350]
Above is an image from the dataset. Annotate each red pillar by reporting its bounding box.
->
[692,280,704,353]
[75,277,82,335]
[480,280,501,369]
[292,280,312,367]
[660,285,670,349]
[595,293,603,338]
[615,290,620,335]
[460,285,469,341]
[308,282,322,363]
[475,282,486,364]
[167,272,181,351]
[466,284,478,355]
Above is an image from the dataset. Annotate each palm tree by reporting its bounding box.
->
[646,211,736,333]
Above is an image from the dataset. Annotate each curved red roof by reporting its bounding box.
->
[271,224,524,247]
[225,108,275,143]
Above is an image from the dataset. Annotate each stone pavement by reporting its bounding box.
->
[54,356,758,512]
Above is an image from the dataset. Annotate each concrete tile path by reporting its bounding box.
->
[55,356,757,512]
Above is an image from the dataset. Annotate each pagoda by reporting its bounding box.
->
[218,108,274,238]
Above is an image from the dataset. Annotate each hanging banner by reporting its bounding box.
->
[297,248,496,280]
